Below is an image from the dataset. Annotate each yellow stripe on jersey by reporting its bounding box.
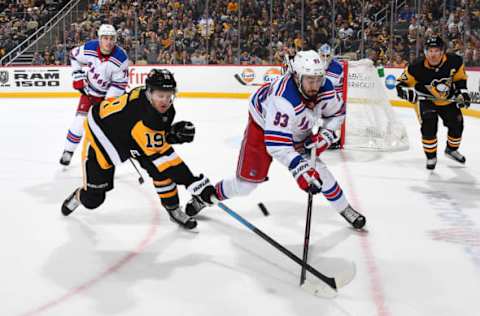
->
[83,120,113,170]
[453,64,468,82]
[447,136,461,147]
[158,188,178,199]
[423,147,437,153]
[153,178,178,199]
[423,55,447,70]
[153,179,172,186]
[422,138,437,153]
[129,87,142,101]
[397,67,417,87]
[447,136,461,141]
[422,138,437,144]
[131,121,172,156]
[152,150,183,172]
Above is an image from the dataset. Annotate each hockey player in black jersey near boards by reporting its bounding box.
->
[396,35,470,170]
[61,69,218,229]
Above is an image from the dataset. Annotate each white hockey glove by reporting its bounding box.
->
[304,128,337,156]
[72,70,87,94]
[187,174,218,205]
[290,160,322,194]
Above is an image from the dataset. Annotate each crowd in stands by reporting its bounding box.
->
[1,0,479,66]
[383,0,480,67]
[0,0,70,61]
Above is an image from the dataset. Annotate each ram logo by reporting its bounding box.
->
[13,70,60,87]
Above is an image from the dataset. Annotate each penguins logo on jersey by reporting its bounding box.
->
[426,77,452,100]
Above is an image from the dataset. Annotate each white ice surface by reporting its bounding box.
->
[0,98,479,316]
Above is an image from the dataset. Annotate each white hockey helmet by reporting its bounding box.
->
[291,50,326,98]
[318,43,333,65]
[97,24,117,39]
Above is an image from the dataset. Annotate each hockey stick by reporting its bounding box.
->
[300,182,314,285]
[217,202,339,297]
[300,123,321,285]
[234,73,263,86]
[413,90,480,104]
[128,158,145,184]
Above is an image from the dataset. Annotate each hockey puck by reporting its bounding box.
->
[258,202,270,216]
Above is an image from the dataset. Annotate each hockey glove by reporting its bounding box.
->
[304,128,337,156]
[454,89,470,109]
[72,70,87,94]
[166,121,195,144]
[396,85,417,103]
[290,160,322,194]
[187,174,218,205]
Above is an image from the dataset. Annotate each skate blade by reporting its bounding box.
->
[445,154,466,165]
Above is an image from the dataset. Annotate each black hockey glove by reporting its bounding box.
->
[454,89,470,109]
[396,85,418,103]
[166,121,195,144]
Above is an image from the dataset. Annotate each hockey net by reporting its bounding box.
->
[339,59,409,151]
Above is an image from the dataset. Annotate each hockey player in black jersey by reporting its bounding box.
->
[396,35,470,170]
[61,69,218,229]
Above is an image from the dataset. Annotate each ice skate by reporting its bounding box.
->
[167,207,197,229]
[62,188,81,216]
[445,148,466,164]
[59,150,73,166]
[426,157,437,170]
[340,205,366,229]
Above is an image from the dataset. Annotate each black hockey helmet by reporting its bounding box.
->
[424,35,445,52]
[145,68,177,93]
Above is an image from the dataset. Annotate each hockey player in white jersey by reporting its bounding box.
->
[187,50,366,229]
[319,43,345,149]
[318,44,344,100]
[59,24,129,166]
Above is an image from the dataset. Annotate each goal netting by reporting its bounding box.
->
[340,59,409,151]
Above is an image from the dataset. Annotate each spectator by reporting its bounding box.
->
[53,43,65,64]
[43,50,54,65]
[390,53,408,67]
[399,3,415,22]
[2,0,477,67]
[32,51,44,65]
[239,51,250,65]
[136,54,148,65]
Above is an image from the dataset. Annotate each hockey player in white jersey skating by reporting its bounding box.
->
[187,50,366,229]
[59,24,129,166]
